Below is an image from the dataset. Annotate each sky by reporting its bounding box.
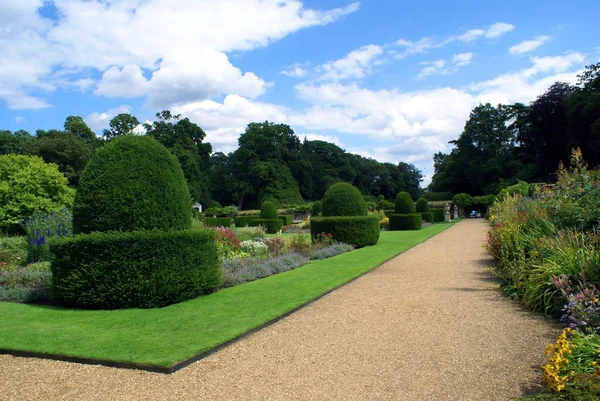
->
[1,0,599,186]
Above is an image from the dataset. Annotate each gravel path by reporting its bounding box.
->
[0,220,558,400]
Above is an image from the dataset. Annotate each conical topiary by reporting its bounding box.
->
[394,192,415,214]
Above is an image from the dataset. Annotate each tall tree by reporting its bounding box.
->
[64,116,97,144]
[0,130,33,155]
[103,113,140,141]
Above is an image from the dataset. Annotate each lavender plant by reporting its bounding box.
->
[20,208,72,263]
[310,242,354,260]
[221,252,309,288]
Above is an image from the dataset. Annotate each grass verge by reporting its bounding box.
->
[0,222,454,368]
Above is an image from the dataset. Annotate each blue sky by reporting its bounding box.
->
[1,0,599,184]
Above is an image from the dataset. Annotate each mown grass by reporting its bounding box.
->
[0,223,454,368]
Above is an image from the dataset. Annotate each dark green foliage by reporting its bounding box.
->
[310,216,380,247]
[311,200,323,217]
[321,182,367,217]
[249,219,283,234]
[423,192,453,201]
[204,217,231,228]
[73,135,192,234]
[415,197,430,213]
[50,229,219,309]
[420,212,434,223]
[234,215,260,227]
[431,209,446,222]
[395,192,415,214]
[260,201,278,220]
[278,215,292,226]
[453,193,496,208]
[389,214,422,230]
[497,180,531,200]
[383,209,395,217]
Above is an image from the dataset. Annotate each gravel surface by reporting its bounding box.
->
[0,220,558,400]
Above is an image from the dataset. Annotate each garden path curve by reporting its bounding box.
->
[0,219,558,400]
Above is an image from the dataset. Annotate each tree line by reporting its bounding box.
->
[430,62,600,196]
[1,113,423,210]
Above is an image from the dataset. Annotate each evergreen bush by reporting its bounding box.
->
[420,212,434,223]
[278,215,292,226]
[260,201,278,220]
[72,135,191,234]
[389,214,422,230]
[311,201,323,217]
[249,219,283,234]
[310,216,379,247]
[322,183,367,217]
[431,209,445,222]
[415,197,430,213]
[50,229,219,309]
[234,216,260,227]
[395,192,415,214]
[204,217,231,228]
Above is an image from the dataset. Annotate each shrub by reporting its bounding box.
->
[50,229,219,309]
[214,227,241,260]
[322,183,367,217]
[0,265,51,302]
[415,197,430,213]
[431,208,445,222]
[260,201,278,220]
[0,237,27,270]
[420,212,434,223]
[310,216,379,247]
[394,192,415,214]
[234,215,260,227]
[278,215,292,226]
[286,233,312,256]
[0,155,75,232]
[311,201,323,217]
[262,237,286,256]
[234,226,265,241]
[389,214,422,231]
[383,209,395,217]
[72,135,191,234]
[240,240,269,258]
[221,252,308,288]
[310,243,354,260]
[204,217,231,228]
[249,219,283,234]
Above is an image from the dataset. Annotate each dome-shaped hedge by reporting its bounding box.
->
[260,201,278,220]
[311,200,323,217]
[395,192,415,214]
[73,135,192,234]
[415,197,430,213]
[322,183,367,217]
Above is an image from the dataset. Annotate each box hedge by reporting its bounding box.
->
[394,192,415,214]
[310,216,380,247]
[311,201,323,217]
[249,218,283,234]
[415,197,430,213]
[72,135,191,234]
[234,215,260,227]
[431,208,445,222]
[50,229,220,309]
[383,209,395,217]
[260,201,278,220]
[278,215,292,226]
[322,183,367,217]
[204,217,231,228]
[389,214,422,231]
[421,212,434,223]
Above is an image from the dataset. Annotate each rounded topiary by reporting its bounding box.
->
[389,214,422,231]
[73,135,192,234]
[311,200,323,217]
[395,192,415,214]
[415,197,430,213]
[322,183,367,217]
[310,216,379,247]
[260,201,278,220]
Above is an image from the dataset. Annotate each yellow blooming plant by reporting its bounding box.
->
[542,329,600,393]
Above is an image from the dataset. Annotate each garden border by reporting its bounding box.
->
[1,221,458,374]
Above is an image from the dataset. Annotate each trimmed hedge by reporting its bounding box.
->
[73,135,191,234]
[389,214,422,231]
[383,209,395,217]
[50,229,220,309]
[322,183,367,217]
[415,197,430,213]
[249,219,283,234]
[310,216,380,247]
[311,200,323,217]
[260,201,278,220]
[395,192,415,214]
[278,215,292,226]
[204,217,231,228]
[234,215,260,227]
[431,209,445,222]
[421,212,434,223]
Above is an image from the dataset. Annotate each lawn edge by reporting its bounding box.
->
[1,221,459,374]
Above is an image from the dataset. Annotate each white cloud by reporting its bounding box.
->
[317,45,384,81]
[417,60,448,80]
[485,22,515,38]
[281,64,309,78]
[457,29,486,43]
[452,52,473,67]
[15,116,26,125]
[394,38,437,59]
[1,0,359,109]
[86,105,134,131]
[509,36,550,55]
[300,133,344,146]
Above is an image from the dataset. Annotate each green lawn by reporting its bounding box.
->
[0,222,455,368]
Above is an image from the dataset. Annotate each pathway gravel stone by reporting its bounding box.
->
[0,219,558,400]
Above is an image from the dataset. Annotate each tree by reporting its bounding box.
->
[144,111,212,205]
[64,116,97,144]
[0,155,75,231]
[28,130,94,186]
[0,130,33,155]
[102,113,141,141]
